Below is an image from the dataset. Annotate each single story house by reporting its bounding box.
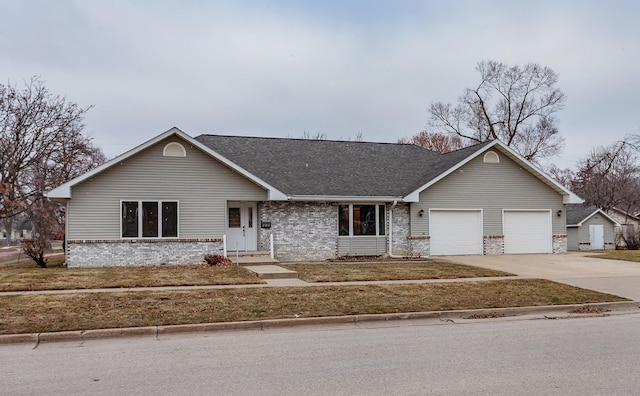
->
[46,127,583,267]
[566,206,618,250]
[606,207,640,248]
[1,216,34,243]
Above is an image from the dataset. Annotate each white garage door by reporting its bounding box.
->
[430,210,483,255]
[503,211,551,254]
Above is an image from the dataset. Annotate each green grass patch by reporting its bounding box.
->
[281,261,513,282]
[0,279,626,334]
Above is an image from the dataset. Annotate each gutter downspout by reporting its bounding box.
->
[388,200,403,258]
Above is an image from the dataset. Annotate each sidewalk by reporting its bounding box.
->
[0,275,524,296]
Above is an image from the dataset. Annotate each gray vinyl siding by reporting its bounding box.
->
[567,227,579,250]
[412,150,565,236]
[67,136,267,239]
[577,216,615,244]
[337,236,387,256]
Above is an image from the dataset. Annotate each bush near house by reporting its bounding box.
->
[204,254,235,267]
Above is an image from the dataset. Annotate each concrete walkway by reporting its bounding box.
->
[440,252,640,301]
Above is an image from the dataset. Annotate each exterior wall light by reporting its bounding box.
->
[419,209,425,217]
[557,210,563,217]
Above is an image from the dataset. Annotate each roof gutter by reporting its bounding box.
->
[288,195,403,203]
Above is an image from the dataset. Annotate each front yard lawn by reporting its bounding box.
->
[0,258,264,292]
[0,279,627,335]
[590,250,640,262]
[280,261,513,282]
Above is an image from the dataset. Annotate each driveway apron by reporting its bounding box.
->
[440,252,640,301]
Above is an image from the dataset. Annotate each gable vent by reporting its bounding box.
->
[483,151,499,163]
[163,142,186,157]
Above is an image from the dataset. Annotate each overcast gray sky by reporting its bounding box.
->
[1,0,638,169]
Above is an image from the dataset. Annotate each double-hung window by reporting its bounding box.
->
[338,204,386,236]
[121,201,178,238]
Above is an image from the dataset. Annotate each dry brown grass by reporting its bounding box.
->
[590,250,640,262]
[0,258,263,291]
[281,261,512,282]
[0,279,626,334]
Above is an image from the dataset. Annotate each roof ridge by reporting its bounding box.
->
[195,133,436,148]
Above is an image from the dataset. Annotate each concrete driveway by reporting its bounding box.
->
[441,252,640,301]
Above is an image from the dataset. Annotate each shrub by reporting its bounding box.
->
[621,231,640,250]
[204,254,235,267]
[23,237,51,268]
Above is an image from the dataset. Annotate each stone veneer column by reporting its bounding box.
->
[483,235,504,255]
[391,202,411,256]
[552,234,568,254]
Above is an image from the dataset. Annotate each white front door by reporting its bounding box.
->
[226,202,257,252]
[589,224,604,250]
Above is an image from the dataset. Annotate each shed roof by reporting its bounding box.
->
[566,205,619,227]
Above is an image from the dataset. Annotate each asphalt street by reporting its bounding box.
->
[2,313,640,395]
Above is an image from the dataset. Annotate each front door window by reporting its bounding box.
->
[226,202,257,251]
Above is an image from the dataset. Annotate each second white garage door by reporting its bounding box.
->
[503,210,551,254]
[430,210,483,255]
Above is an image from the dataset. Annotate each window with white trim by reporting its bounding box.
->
[121,201,178,238]
[338,204,386,236]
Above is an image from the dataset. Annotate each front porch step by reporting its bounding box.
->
[234,250,272,257]
[229,251,277,266]
[242,265,299,280]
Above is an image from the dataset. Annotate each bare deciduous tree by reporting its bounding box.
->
[0,77,105,261]
[571,139,640,214]
[429,60,566,162]
[397,130,465,153]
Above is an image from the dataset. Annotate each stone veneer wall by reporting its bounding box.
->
[578,241,615,251]
[66,238,224,268]
[553,234,568,254]
[483,235,504,255]
[408,236,430,257]
[258,201,338,262]
[391,202,411,256]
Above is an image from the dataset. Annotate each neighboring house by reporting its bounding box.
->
[606,207,640,248]
[46,127,583,268]
[566,206,618,250]
[0,217,34,243]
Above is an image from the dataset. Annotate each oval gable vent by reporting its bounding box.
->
[483,151,499,163]
[163,142,186,157]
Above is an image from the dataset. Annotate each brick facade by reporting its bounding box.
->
[258,201,338,262]
[66,238,224,268]
[408,236,430,257]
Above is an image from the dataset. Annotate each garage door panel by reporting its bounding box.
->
[503,211,551,254]
[430,210,483,255]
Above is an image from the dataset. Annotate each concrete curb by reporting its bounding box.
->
[2,301,638,346]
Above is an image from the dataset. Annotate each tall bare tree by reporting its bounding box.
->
[398,130,465,153]
[571,139,640,214]
[429,60,566,162]
[0,76,105,258]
